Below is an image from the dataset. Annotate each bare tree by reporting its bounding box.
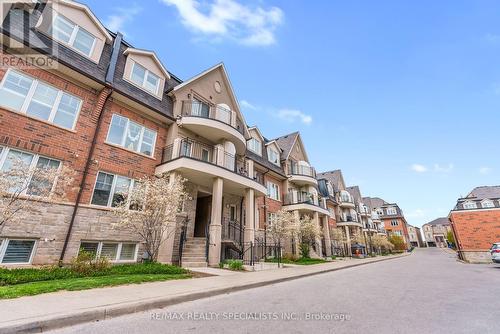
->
[113,173,188,262]
[0,158,74,232]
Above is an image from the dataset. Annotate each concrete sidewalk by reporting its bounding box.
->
[0,254,409,334]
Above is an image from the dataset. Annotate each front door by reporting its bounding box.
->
[194,195,212,237]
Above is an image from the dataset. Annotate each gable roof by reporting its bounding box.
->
[424,217,450,226]
[274,132,300,160]
[248,126,265,141]
[346,186,363,204]
[317,170,346,192]
[363,197,387,210]
[57,0,113,43]
[465,186,500,200]
[170,63,248,136]
[123,48,171,79]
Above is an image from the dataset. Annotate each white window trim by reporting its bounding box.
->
[0,238,38,265]
[267,148,280,166]
[463,201,477,209]
[386,207,397,215]
[130,61,161,96]
[90,171,136,208]
[0,69,82,130]
[267,181,280,201]
[0,146,62,198]
[105,114,157,158]
[481,200,494,208]
[247,138,262,156]
[80,241,139,263]
[50,13,97,59]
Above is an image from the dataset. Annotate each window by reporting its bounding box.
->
[391,220,399,226]
[393,231,402,236]
[0,239,36,264]
[91,171,135,208]
[267,148,280,166]
[191,99,210,117]
[248,138,262,156]
[481,200,494,208]
[0,146,61,196]
[229,205,237,221]
[130,61,161,95]
[0,70,82,130]
[50,14,96,57]
[267,212,277,227]
[78,241,138,262]
[386,207,397,215]
[267,182,280,201]
[463,201,477,209]
[106,114,157,157]
[341,191,351,203]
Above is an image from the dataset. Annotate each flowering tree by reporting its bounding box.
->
[388,235,406,251]
[267,209,299,245]
[113,173,188,262]
[351,230,366,245]
[371,234,394,253]
[0,158,74,232]
[330,228,347,246]
[298,215,322,258]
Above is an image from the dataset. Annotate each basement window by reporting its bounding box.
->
[79,241,138,262]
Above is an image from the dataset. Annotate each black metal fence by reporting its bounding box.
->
[240,242,283,266]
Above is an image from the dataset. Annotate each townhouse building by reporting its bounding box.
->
[0,0,405,267]
[363,197,410,249]
[407,225,423,247]
[449,186,500,263]
[422,218,451,248]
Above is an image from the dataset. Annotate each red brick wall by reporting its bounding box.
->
[0,65,168,205]
[327,202,337,228]
[256,174,284,230]
[450,210,500,251]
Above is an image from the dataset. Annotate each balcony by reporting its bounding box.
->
[339,196,355,209]
[178,101,247,154]
[156,138,266,196]
[287,163,318,186]
[337,214,363,227]
[371,212,382,222]
[283,192,329,215]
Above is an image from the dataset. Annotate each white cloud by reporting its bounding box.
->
[240,100,257,110]
[411,164,428,173]
[434,163,454,173]
[275,109,312,125]
[479,167,492,175]
[161,0,284,46]
[106,5,142,35]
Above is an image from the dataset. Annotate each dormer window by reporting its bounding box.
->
[267,148,280,166]
[481,200,494,208]
[386,207,397,215]
[248,138,262,156]
[130,62,161,95]
[463,201,477,209]
[50,14,96,57]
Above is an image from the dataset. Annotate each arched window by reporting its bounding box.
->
[341,190,351,203]
[223,141,236,170]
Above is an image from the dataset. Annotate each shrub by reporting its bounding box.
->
[0,266,75,286]
[108,262,186,275]
[227,260,244,271]
[331,255,337,260]
[70,250,111,276]
[299,243,310,258]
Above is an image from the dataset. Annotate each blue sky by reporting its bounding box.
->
[84,0,500,227]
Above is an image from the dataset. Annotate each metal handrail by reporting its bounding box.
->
[181,100,245,135]
[287,162,317,178]
[178,219,188,266]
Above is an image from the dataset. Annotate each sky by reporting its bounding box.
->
[83,0,500,227]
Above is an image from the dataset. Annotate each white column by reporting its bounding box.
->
[244,188,255,244]
[208,178,223,266]
[313,212,322,257]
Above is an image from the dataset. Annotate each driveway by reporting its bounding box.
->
[50,248,500,334]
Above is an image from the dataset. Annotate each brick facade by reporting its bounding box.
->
[450,209,500,263]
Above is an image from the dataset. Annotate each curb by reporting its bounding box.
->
[0,253,409,334]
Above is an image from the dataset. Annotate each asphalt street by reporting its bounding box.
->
[50,248,500,334]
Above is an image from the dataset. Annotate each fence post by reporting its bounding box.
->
[250,242,254,266]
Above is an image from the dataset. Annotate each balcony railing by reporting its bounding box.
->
[222,218,243,247]
[340,215,358,223]
[284,192,326,209]
[287,163,316,178]
[161,138,264,185]
[340,196,354,204]
[181,100,245,135]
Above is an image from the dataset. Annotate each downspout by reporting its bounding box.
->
[59,33,123,264]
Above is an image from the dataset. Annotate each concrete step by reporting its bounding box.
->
[181,261,207,268]
[182,256,206,262]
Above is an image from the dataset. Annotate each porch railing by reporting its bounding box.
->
[240,241,282,266]
[222,218,243,247]
[284,192,327,209]
[161,138,264,186]
[181,100,245,135]
[288,162,316,178]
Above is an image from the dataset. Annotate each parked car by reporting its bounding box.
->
[491,243,500,263]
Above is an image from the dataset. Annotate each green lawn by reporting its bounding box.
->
[0,263,191,299]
